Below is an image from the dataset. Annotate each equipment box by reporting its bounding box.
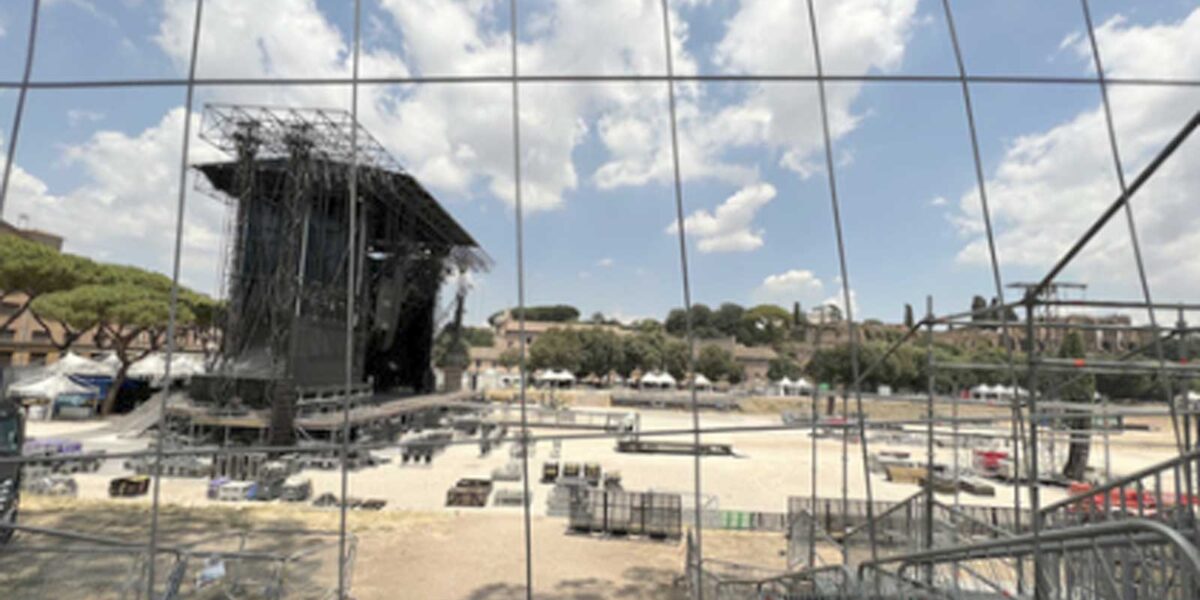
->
[108,476,150,498]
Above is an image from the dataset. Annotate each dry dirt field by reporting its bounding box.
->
[5,398,1185,598]
[3,496,791,599]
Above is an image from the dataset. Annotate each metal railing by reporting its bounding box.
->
[859,518,1200,599]
[1040,448,1200,535]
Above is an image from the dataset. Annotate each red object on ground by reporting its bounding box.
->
[973,450,1008,471]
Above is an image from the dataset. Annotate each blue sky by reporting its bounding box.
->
[1,0,1198,327]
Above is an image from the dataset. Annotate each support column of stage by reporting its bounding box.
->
[268,380,298,447]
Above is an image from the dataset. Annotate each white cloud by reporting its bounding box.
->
[597,257,614,268]
[666,182,775,253]
[757,268,824,300]
[930,195,947,207]
[158,0,916,226]
[4,0,924,302]
[593,0,918,189]
[4,109,227,294]
[158,0,710,213]
[950,8,1200,304]
[67,109,105,127]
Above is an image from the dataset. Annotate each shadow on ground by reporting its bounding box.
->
[463,566,684,600]
[0,498,340,599]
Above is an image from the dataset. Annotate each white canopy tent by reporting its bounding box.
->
[970,384,998,400]
[639,371,676,389]
[126,352,206,384]
[44,352,116,377]
[99,352,122,371]
[7,374,99,415]
[971,384,1028,401]
[692,373,713,391]
[535,369,576,388]
[774,376,813,396]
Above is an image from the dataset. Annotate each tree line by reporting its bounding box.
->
[1,234,219,414]
[496,326,744,384]
[486,301,830,349]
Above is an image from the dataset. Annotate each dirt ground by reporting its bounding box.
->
[4,496,793,600]
[6,399,1187,598]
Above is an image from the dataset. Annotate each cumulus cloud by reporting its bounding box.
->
[4,0,924,300]
[950,8,1200,304]
[757,269,825,303]
[594,0,918,188]
[3,109,227,293]
[666,183,776,253]
[597,257,614,268]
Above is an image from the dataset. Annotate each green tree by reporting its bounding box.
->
[528,328,583,373]
[805,343,854,387]
[631,319,664,334]
[578,329,623,381]
[903,303,915,329]
[737,304,792,346]
[665,304,723,338]
[696,345,739,383]
[488,305,580,325]
[713,303,745,337]
[34,283,195,415]
[664,308,688,337]
[618,334,658,379]
[970,295,988,322]
[618,330,688,379]
[181,292,223,365]
[661,336,689,380]
[1057,330,1096,480]
[768,357,804,381]
[0,234,96,335]
[498,348,522,370]
[519,305,580,322]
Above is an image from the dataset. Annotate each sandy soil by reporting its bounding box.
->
[5,497,795,599]
[7,400,1187,598]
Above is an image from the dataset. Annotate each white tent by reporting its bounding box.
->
[99,352,122,371]
[8,373,98,403]
[970,384,997,400]
[536,369,575,387]
[640,371,675,389]
[45,352,115,377]
[692,373,713,390]
[127,352,206,383]
[775,376,813,396]
[790,377,813,392]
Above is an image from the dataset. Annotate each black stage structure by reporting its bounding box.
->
[190,104,488,445]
